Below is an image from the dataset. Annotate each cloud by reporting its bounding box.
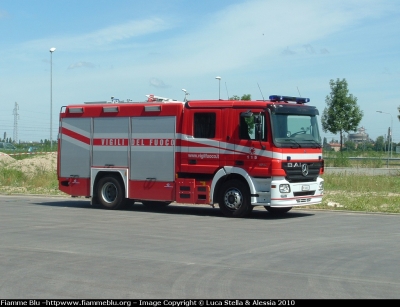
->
[78,18,169,47]
[13,0,395,76]
[131,0,395,76]
[68,62,96,69]
[0,10,9,19]
[21,17,174,52]
[304,44,316,54]
[149,78,169,88]
[282,47,296,56]
[281,44,330,56]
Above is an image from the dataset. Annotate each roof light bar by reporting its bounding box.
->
[269,95,310,104]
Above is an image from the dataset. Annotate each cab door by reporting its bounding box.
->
[233,109,271,176]
[181,109,221,174]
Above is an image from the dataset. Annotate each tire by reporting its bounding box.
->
[90,195,100,208]
[142,201,171,208]
[218,179,253,218]
[96,175,126,210]
[264,206,292,214]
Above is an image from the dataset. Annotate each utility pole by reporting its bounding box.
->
[215,76,221,100]
[50,47,56,149]
[13,102,19,143]
[376,111,393,160]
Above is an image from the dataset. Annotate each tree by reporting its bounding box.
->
[229,94,251,101]
[344,140,356,151]
[241,94,251,101]
[374,136,385,152]
[323,137,328,147]
[322,137,332,151]
[398,105,400,122]
[321,78,363,151]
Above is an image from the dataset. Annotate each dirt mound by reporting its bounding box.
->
[0,153,16,164]
[3,153,57,176]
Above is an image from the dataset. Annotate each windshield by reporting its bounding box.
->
[271,113,321,148]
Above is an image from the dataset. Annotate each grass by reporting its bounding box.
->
[0,158,61,196]
[1,153,400,213]
[308,173,400,214]
[321,151,400,214]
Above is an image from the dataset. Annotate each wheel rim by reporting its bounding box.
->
[101,182,118,203]
[223,188,243,211]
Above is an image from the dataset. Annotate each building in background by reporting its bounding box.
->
[348,127,369,144]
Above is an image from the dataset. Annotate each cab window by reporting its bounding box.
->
[239,112,266,141]
[194,113,216,138]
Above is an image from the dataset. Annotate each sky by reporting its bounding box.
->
[0,0,399,144]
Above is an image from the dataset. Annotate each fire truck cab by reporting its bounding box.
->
[58,95,324,217]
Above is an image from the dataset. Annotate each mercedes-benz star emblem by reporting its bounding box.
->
[301,164,309,176]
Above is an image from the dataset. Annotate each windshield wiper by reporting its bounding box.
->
[282,138,302,148]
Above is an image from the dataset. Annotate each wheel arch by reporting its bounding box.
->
[91,168,129,198]
[211,167,256,204]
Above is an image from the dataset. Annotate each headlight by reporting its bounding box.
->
[279,184,290,193]
[319,181,324,191]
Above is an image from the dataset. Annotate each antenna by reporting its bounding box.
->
[297,86,302,97]
[225,82,230,99]
[257,83,265,101]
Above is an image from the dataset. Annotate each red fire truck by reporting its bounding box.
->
[57,94,324,217]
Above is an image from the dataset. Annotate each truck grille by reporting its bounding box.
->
[282,162,322,183]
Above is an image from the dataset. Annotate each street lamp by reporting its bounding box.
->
[50,47,56,150]
[376,111,393,159]
[215,76,221,100]
[182,89,189,102]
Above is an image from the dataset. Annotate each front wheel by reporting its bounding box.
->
[96,175,126,210]
[264,206,292,215]
[218,180,253,218]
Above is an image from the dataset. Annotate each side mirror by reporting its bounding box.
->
[240,110,253,118]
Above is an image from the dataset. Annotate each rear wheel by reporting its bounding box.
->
[96,175,126,210]
[264,206,292,214]
[218,180,253,218]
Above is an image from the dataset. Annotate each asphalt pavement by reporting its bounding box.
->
[1,195,399,299]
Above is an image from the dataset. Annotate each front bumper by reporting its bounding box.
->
[250,176,324,207]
